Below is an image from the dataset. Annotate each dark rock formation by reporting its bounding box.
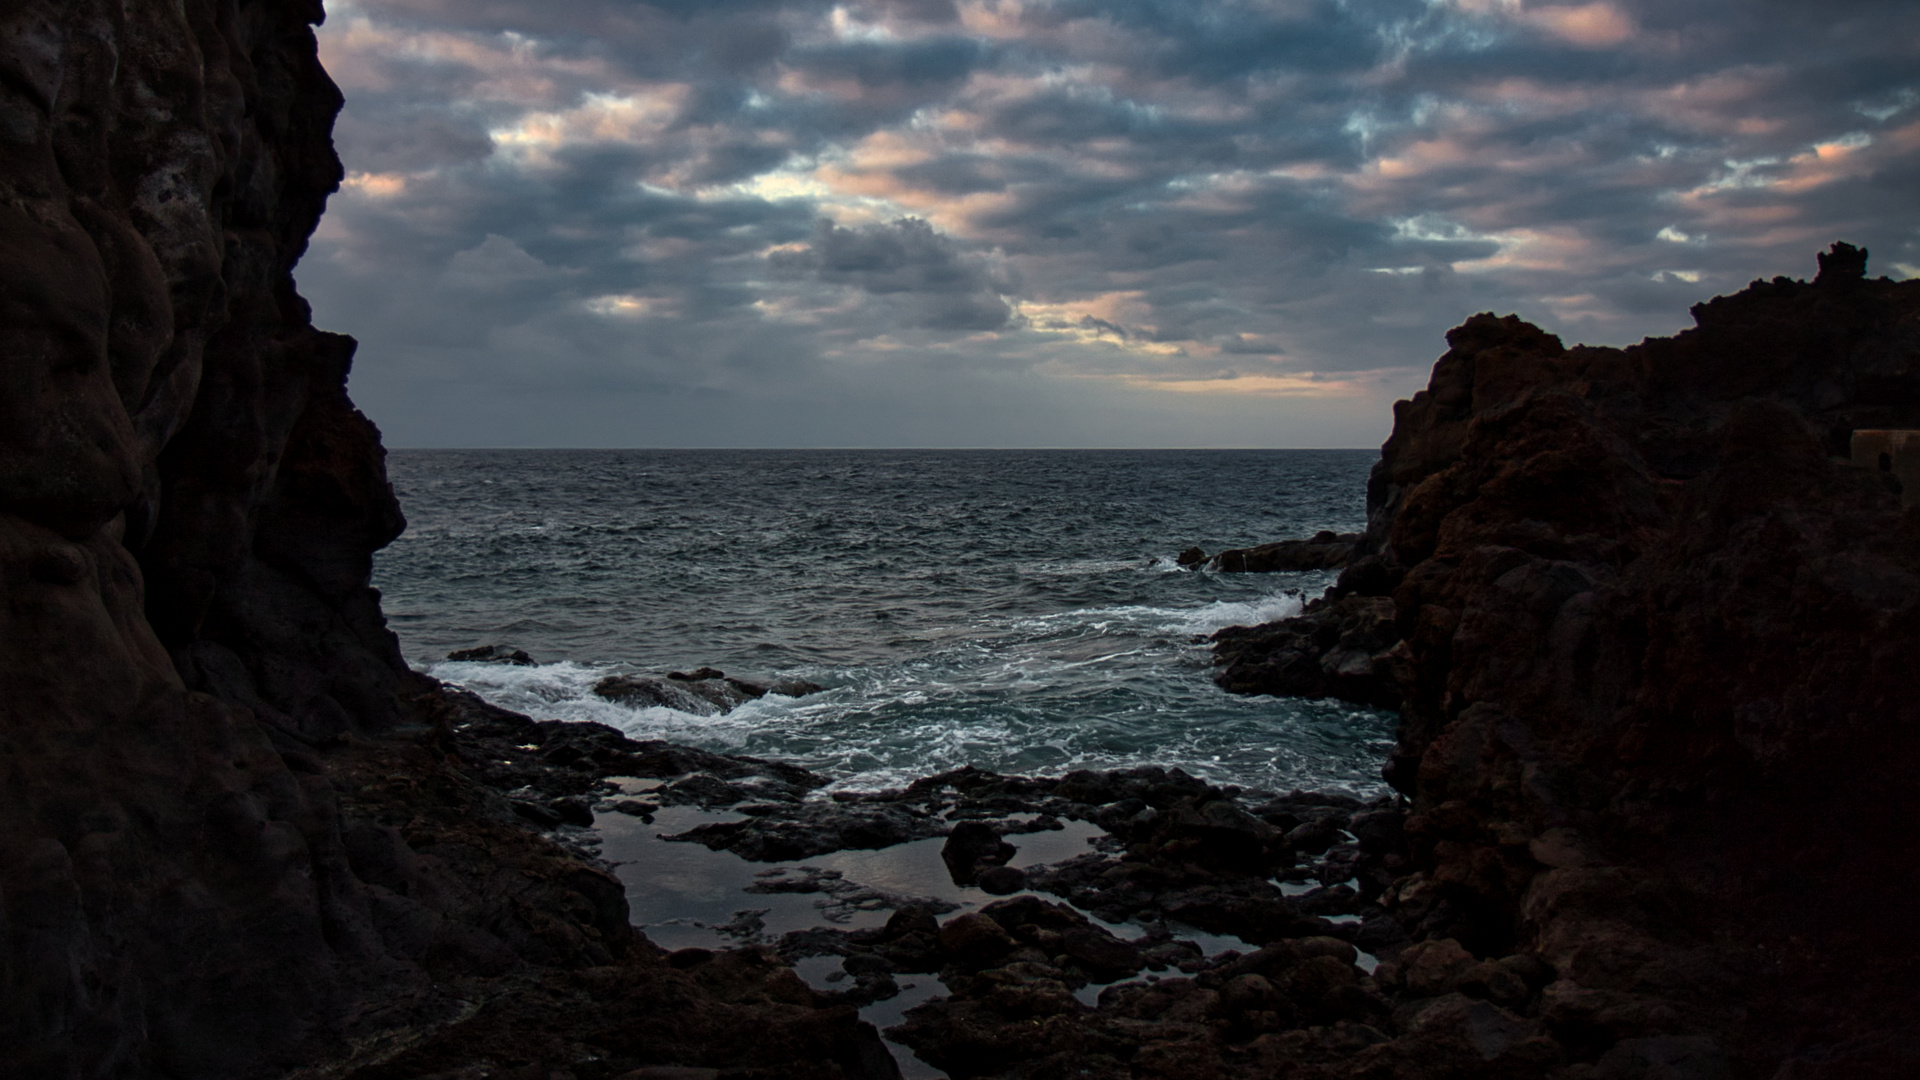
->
[1208,244,1920,1076]
[1213,593,1406,708]
[596,667,826,715]
[447,643,537,665]
[0,3,889,1076]
[1210,530,1361,572]
[942,821,1018,885]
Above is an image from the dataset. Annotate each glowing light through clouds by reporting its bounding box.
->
[301,0,1920,447]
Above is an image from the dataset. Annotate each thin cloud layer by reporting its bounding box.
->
[300,0,1920,447]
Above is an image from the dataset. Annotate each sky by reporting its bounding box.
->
[300,0,1920,448]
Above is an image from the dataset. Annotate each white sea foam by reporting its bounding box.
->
[428,659,762,748]
[1006,588,1303,638]
[426,587,1376,796]
[1170,590,1304,635]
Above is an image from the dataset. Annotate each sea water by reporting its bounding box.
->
[373,449,1395,795]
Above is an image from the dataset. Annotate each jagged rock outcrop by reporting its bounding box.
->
[0,3,891,1077]
[1209,530,1361,572]
[1213,244,1920,1076]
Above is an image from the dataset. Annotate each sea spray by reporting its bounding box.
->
[380,449,1394,794]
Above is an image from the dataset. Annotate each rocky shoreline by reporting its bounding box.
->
[3,0,1918,1073]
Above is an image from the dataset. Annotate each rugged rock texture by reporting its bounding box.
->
[1212,594,1406,709]
[0,3,891,1077]
[1208,531,1360,572]
[1212,245,1920,1076]
[592,667,826,717]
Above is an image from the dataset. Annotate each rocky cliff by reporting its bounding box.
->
[1218,244,1920,1075]
[0,3,892,1077]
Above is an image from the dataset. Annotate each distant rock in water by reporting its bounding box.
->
[1209,530,1360,571]
[447,643,536,665]
[595,674,723,715]
[596,668,825,714]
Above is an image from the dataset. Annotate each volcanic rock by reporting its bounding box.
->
[0,3,902,1075]
[446,643,537,665]
[942,820,1018,885]
[1207,243,1920,1077]
[597,668,825,714]
[1210,530,1361,571]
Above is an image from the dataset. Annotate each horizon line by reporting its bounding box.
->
[382,444,1384,452]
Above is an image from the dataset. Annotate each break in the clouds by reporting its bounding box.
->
[300,0,1920,447]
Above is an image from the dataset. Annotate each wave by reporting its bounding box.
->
[1005,587,1303,639]
[429,659,772,749]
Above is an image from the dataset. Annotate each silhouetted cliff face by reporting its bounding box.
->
[0,0,457,1072]
[0,6,898,1078]
[1221,246,1920,1073]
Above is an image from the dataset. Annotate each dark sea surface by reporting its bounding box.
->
[374,449,1396,795]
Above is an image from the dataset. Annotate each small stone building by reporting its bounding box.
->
[1851,430,1920,507]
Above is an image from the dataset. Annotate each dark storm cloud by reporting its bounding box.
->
[771,217,1017,330]
[300,0,1920,448]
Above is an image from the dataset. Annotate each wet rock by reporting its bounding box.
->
[683,677,767,711]
[1056,768,1125,805]
[1394,938,1478,997]
[658,773,750,807]
[666,801,943,861]
[1593,1035,1728,1079]
[510,799,564,828]
[1137,796,1284,874]
[1059,926,1143,980]
[1294,883,1360,916]
[594,674,722,715]
[1210,531,1360,572]
[1456,959,1531,1008]
[552,797,596,827]
[977,865,1028,894]
[1347,806,1406,854]
[942,820,1017,885]
[1405,993,1562,1069]
[1177,546,1209,567]
[619,740,825,789]
[1286,817,1345,855]
[938,912,1019,967]
[1210,594,1405,709]
[594,670,822,715]
[447,644,538,665]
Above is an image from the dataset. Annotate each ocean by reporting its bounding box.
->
[374,449,1395,796]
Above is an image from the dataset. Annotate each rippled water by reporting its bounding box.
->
[374,449,1395,794]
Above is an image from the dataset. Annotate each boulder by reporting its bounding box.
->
[447,644,537,665]
[593,674,721,715]
[942,820,1017,885]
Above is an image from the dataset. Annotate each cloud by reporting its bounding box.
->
[770,217,1018,329]
[300,0,1920,447]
